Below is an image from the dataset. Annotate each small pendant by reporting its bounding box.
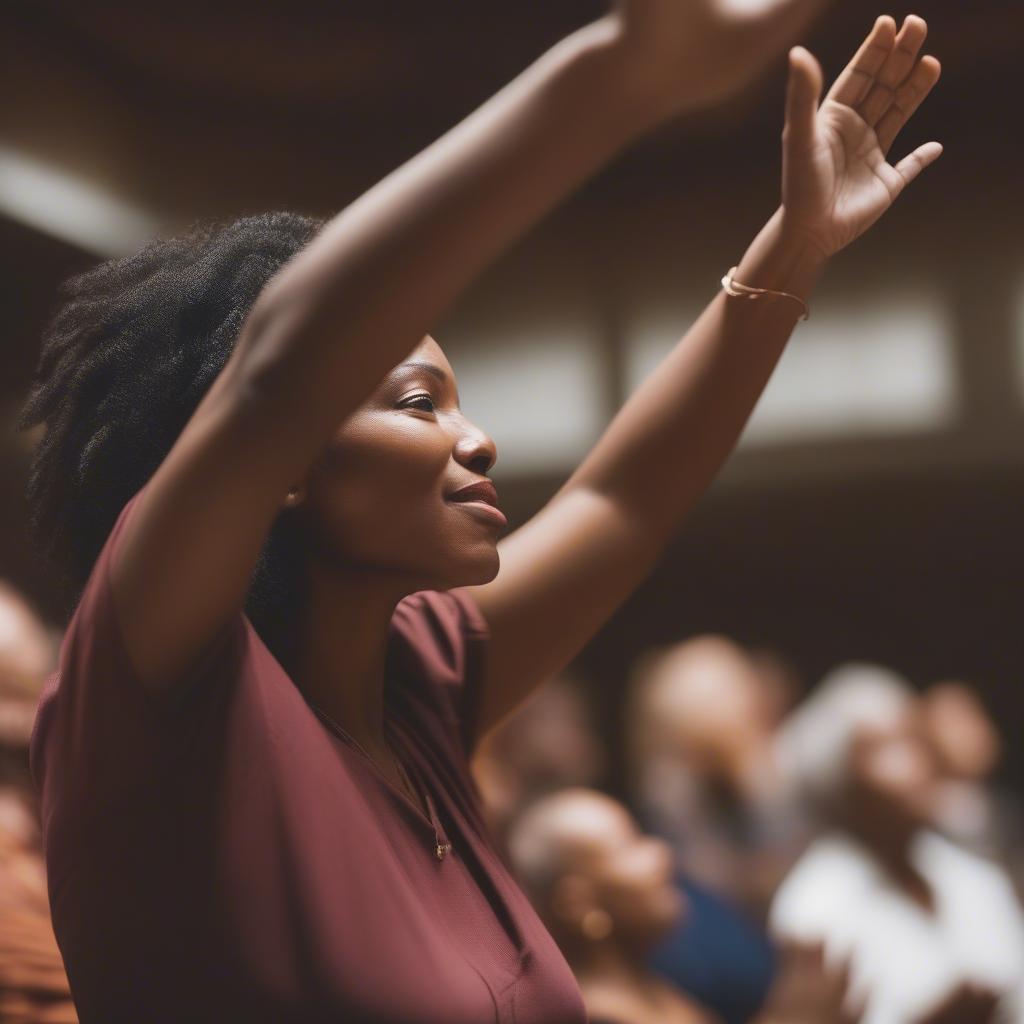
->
[435,842,452,861]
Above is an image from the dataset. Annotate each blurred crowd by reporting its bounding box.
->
[2,572,1023,1024]
[478,639,1024,1024]
[0,581,75,1023]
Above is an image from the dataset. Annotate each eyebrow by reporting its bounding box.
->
[391,360,461,406]
[400,360,449,384]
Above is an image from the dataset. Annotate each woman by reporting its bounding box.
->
[20,3,941,1021]
[507,787,857,1024]
[771,665,1024,1023]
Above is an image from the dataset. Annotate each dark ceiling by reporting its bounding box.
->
[4,0,1019,213]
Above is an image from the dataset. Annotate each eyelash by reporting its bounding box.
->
[401,393,436,414]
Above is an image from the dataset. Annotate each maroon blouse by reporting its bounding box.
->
[31,486,587,1023]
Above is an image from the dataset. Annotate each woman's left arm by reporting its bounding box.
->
[468,15,942,734]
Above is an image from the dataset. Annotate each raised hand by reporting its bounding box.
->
[614,0,828,115]
[758,942,864,1024]
[780,15,942,257]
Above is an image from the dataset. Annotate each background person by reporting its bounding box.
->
[922,680,1024,893]
[0,581,76,1024]
[508,787,858,1024]
[771,664,1024,1023]
[627,635,806,916]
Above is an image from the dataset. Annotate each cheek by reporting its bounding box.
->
[600,864,681,936]
[306,412,500,585]
[333,413,450,486]
[867,742,934,794]
[605,855,664,907]
[309,415,452,549]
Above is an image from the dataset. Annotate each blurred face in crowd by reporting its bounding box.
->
[550,791,683,951]
[638,636,774,781]
[922,682,1000,782]
[474,681,607,833]
[298,336,503,590]
[846,710,939,834]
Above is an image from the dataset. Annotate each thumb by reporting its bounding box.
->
[784,46,823,150]
[892,141,943,194]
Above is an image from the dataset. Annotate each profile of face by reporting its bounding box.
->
[922,682,1000,783]
[636,637,773,780]
[846,711,939,833]
[544,791,684,951]
[296,336,503,590]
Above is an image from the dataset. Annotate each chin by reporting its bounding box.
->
[420,546,499,591]
[452,549,500,587]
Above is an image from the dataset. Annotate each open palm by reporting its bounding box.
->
[782,15,942,256]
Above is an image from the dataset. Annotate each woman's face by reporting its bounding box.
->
[847,712,939,831]
[302,337,503,588]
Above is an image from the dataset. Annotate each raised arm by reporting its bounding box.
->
[108,1,823,699]
[469,14,942,734]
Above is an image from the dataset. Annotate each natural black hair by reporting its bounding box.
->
[17,210,325,668]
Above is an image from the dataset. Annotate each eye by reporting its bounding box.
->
[400,393,436,414]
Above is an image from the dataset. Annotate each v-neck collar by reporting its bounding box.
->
[310,702,452,861]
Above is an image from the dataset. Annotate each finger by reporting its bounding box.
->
[859,15,929,126]
[825,15,897,108]
[891,140,943,193]
[874,55,941,154]
[784,47,823,150]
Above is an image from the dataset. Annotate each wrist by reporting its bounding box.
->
[735,207,830,304]
[777,208,837,264]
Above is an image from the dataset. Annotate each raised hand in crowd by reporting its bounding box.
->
[758,942,862,1024]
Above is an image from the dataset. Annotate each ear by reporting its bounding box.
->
[283,484,307,509]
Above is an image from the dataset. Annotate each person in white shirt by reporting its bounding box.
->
[770,664,1024,1024]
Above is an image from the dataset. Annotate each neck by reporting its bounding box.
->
[291,560,420,754]
[841,812,933,910]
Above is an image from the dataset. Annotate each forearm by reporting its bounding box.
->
[565,210,827,550]
[234,17,660,431]
[567,12,941,549]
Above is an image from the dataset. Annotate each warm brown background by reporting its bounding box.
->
[2,2,1022,792]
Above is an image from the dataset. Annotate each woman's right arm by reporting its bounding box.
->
[108,0,823,699]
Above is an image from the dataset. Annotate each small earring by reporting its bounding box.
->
[284,488,304,508]
[580,908,613,941]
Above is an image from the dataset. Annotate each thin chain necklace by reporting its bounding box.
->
[309,702,452,861]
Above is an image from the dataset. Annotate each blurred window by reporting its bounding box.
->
[449,327,606,476]
[627,290,958,447]
[0,145,156,257]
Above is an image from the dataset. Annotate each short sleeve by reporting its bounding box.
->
[387,588,490,759]
[30,484,245,825]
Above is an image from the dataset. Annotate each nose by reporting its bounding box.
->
[453,415,497,476]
